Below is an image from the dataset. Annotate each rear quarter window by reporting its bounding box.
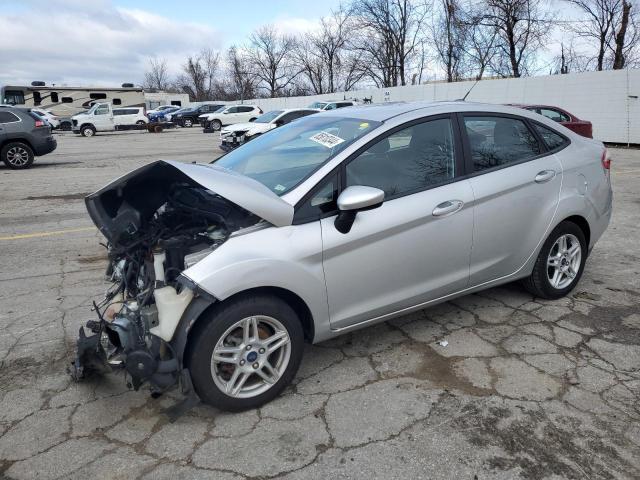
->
[0,111,20,123]
[533,123,570,151]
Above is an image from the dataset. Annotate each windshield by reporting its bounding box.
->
[255,110,283,123]
[308,102,328,109]
[87,104,99,114]
[213,116,381,196]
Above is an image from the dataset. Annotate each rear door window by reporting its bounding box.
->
[463,116,541,172]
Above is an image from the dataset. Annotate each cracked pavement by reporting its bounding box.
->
[0,129,639,479]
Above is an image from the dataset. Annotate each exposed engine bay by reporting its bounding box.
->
[71,161,261,404]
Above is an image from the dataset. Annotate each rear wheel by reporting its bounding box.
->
[2,142,34,169]
[188,295,304,411]
[135,120,146,126]
[81,125,96,137]
[183,118,193,128]
[523,221,587,299]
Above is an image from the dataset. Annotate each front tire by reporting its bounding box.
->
[183,118,193,128]
[211,119,222,131]
[2,142,34,169]
[523,221,587,299]
[188,295,304,411]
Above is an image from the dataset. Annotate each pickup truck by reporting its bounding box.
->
[72,103,148,137]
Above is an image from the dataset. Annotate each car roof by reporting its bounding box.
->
[279,108,318,113]
[311,100,550,122]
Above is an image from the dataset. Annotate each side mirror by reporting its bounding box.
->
[334,186,384,234]
[275,120,284,127]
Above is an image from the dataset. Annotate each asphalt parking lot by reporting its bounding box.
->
[0,128,639,479]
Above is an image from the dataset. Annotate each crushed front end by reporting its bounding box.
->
[70,160,262,401]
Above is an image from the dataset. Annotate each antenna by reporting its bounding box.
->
[460,78,480,101]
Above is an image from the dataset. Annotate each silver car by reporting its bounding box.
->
[76,101,613,411]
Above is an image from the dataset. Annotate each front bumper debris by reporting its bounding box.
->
[69,322,111,381]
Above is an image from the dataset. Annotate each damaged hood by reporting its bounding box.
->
[160,161,293,226]
[86,160,294,242]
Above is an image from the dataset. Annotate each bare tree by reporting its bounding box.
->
[143,56,171,91]
[610,0,638,68]
[294,9,366,93]
[175,48,220,100]
[433,0,468,82]
[462,5,499,80]
[247,25,301,97]
[224,46,258,101]
[349,0,430,87]
[565,0,619,70]
[481,0,552,77]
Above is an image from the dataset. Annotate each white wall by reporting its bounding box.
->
[243,69,640,144]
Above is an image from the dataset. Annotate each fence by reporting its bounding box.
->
[243,69,640,144]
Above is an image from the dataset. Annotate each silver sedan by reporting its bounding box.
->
[80,101,613,411]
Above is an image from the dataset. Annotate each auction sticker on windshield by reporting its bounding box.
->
[309,131,345,148]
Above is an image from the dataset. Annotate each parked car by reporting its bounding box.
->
[148,106,180,123]
[147,105,180,116]
[509,104,593,138]
[307,100,357,110]
[75,101,612,411]
[219,108,319,151]
[30,108,60,129]
[200,104,263,132]
[173,104,226,127]
[0,108,57,169]
[72,103,147,136]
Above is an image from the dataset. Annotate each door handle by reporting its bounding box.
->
[535,170,556,183]
[433,200,464,217]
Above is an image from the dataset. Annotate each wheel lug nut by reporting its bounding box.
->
[259,348,265,354]
[240,360,245,366]
[246,345,252,350]
[253,363,259,369]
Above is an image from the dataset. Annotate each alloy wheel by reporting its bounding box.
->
[210,315,291,398]
[6,146,30,167]
[547,233,582,289]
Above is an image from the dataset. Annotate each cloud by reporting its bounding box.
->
[270,17,321,37]
[0,0,222,87]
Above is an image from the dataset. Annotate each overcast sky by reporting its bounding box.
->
[0,0,580,88]
[0,0,341,87]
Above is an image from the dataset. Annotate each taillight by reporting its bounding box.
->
[34,120,45,127]
[601,149,611,170]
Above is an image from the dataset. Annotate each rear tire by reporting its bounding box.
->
[81,125,96,137]
[183,118,193,128]
[187,295,304,411]
[2,142,34,169]
[522,221,587,299]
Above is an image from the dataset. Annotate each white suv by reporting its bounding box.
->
[307,100,357,110]
[113,107,148,127]
[200,105,262,132]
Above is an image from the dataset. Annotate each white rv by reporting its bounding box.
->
[0,82,146,129]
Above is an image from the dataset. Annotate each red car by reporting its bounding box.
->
[508,104,593,138]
